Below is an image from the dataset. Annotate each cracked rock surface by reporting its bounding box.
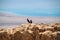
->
[0,23,60,40]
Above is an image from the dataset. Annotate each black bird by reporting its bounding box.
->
[27,18,32,23]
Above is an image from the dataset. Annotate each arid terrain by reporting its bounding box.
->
[0,23,60,40]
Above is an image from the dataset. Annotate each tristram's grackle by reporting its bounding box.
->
[27,18,32,23]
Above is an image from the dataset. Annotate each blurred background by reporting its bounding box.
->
[0,0,60,28]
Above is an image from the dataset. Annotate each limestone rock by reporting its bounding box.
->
[0,23,60,40]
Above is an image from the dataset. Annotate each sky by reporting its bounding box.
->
[0,0,60,16]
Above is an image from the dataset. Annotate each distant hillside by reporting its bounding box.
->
[0,12,60,26]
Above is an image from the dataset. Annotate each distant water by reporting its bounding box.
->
[0,23,22,28]
[0,23,21,26]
